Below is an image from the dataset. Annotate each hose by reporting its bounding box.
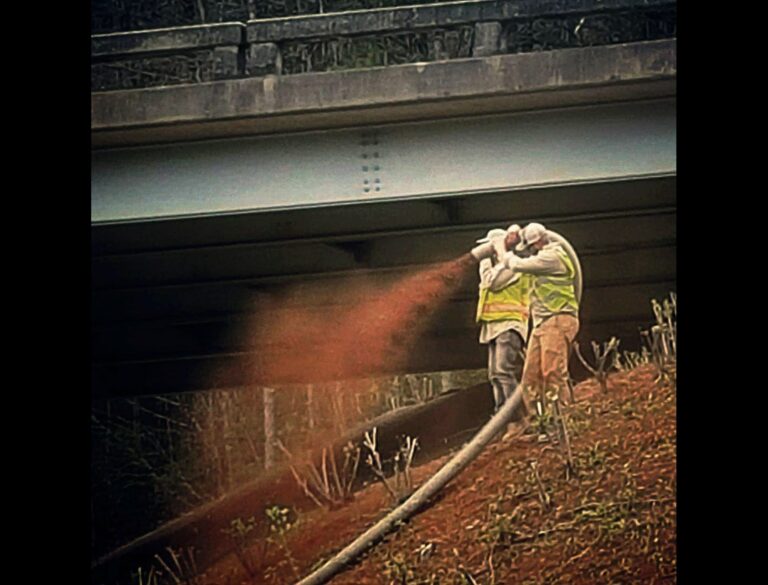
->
[294,383,527,585]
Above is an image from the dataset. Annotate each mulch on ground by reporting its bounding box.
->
[200,364,676,584]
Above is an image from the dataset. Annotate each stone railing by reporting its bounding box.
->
[92,0,482,34]
[92,0,676,91]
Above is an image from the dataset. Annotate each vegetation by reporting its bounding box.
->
[130,547,201,585]
[277,439,361,510]
[363,427,420,504]
[574,336,621,394]
[222,516,265,578]
[108,292,677,584]
[91,369,472,558]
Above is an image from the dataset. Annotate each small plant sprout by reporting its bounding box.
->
[583,441,607,468]
[222,516,263,578]
[645,293,677,383]
[530,460,551,510]
[531,395,556,439]
[265,505,300,579]
[457,567,480,585]
[383,551,415,584]
[574,336,621,393]
[415,541,435,561]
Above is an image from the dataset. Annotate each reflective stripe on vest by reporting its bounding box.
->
[532,247,579,313]
[476,274,531,322]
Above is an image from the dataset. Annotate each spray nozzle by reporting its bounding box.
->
[469,241,496,262]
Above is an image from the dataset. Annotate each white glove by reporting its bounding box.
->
[503,251,520,271]
[487,263,504,283]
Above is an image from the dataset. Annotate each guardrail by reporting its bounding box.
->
[92,0,676,91]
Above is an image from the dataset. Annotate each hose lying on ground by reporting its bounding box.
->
[294,383,528,585]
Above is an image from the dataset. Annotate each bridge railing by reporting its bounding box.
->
[91,0,676,91]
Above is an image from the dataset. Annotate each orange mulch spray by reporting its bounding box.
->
[241,253,476,387]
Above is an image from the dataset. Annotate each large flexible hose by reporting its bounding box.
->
[294,384,527,585]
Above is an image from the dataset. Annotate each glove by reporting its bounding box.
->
[479,258,493,272]
[503,252,520,271]
[487,263,504,283]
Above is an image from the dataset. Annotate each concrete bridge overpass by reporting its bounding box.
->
[91,0,676,399]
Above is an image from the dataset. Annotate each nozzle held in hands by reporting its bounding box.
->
[470,241,495,262]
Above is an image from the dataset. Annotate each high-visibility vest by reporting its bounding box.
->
[476,273,531,323]
[531,246,579,313]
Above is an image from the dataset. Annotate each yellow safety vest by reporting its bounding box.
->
[531,247,579,313]
[476,273,531,323]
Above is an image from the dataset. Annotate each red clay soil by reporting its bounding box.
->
[198,363,676,585]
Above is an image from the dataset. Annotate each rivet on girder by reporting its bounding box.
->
[359,130,383,194]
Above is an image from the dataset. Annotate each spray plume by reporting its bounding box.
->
[239,253,476,387]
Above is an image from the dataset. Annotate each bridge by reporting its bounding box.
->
[92,0,676,400]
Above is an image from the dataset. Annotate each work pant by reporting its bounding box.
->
[488,329,527,421]
[521,313,580,407]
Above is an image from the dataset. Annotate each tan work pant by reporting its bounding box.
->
[521,313,580,407]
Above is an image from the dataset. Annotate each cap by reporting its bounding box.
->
[516,222,547,252]
[506,223,522,235]
[476,228,507,243]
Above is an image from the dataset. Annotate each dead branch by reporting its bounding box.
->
[276,439,333,508]
[328,447,345,500]
[574,337,620,392]
[552,398,576,478]
[363,428,399,501]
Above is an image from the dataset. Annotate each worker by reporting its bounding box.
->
[475,225,532,435]
[501,222,580,409]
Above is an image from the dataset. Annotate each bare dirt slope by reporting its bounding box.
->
[201,364,676,584]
